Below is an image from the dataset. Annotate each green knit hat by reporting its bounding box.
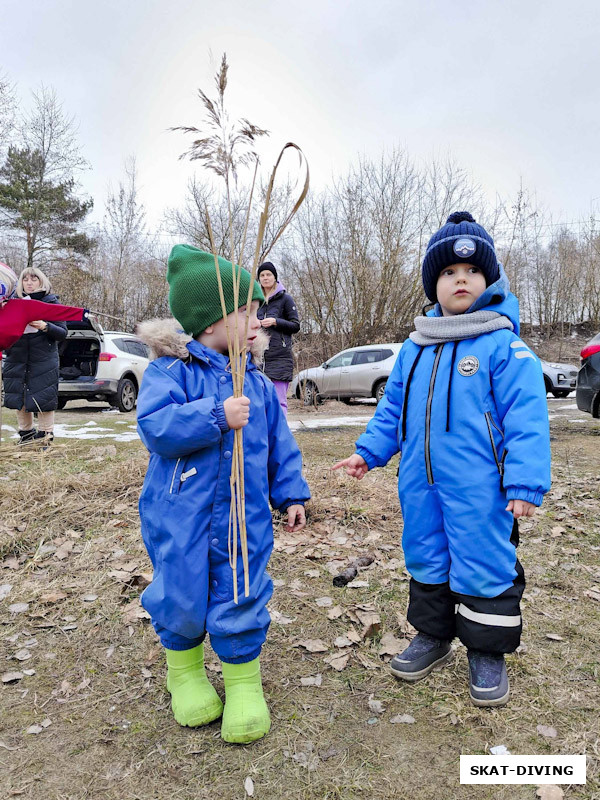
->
[167,244,264,337]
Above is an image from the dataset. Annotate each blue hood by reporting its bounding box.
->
[429,264,520,335]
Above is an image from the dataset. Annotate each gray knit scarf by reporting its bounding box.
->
[409,310,513,346]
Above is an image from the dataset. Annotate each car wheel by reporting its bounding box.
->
[551,389,571,398]
[112,377,137,413]
[543,376,553,395]
[301,380,319,406]
[593,393,600,419]
[56,398,68,410]
[375,380,387,403]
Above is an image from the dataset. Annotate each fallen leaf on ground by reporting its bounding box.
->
[327,605,343,620]
[121,599,150,624]
[334,636,354,648]
[390,714,415,724]
[368,696,385,714]
[315,596,333,607]
[82,594,98,602]
[14,649,31,662]
[545,634,564,641]
[2,672,24,683]
[379,632,405,656]
[9,603,29,614]
[54,541,74,560]
[40,591,68,603]
[26,725,43,735]
[346,580,369,588]
[300,674,322,687]
[536,724,557,738]
[297,639,328,653]
[536,787,564,800]
[0,584,12,600]
[584,588,600,602]
[244,776,254,797]
[324,652,350,671]
[345,629,361,644]
[270,609,295,625]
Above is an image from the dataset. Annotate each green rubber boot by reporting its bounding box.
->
[165,644,223,727]
[221,657,271,744]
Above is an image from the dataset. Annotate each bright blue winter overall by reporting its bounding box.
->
[137,340,310,663]
[356,279,551,653]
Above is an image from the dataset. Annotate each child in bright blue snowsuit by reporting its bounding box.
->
[136,245,310,742]
[334,212,551,707]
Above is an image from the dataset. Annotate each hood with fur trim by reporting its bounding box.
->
[136,317,269,364]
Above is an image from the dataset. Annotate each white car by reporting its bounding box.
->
[291,343,403,405]
[58,317,149,412]
[540,359,578,398]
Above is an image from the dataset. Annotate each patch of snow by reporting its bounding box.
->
[288,415,373,432]
[102,408,121,414]
[568,419,587,424]
[558,404,578,410]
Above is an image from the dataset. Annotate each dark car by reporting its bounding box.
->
[576,332,600,417]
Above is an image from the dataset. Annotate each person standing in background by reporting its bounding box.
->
[256,262,300,416]
[3,267,67,446]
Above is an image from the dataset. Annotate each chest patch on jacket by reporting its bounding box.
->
[457,355,479,376]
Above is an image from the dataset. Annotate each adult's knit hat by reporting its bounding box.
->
[167,245,264,337]
[0,262,17,301]
[257,261,278,281]
[421,211,499,302]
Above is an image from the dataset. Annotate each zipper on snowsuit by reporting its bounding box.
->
[425,344,444,485]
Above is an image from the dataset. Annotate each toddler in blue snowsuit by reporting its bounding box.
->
[136,245,310,742]
[334,212,551,706]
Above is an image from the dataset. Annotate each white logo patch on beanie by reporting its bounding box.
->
[453,237,476,258]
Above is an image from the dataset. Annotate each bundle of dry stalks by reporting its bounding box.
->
[174,54,309,601]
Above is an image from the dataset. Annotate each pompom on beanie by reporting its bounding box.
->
[421,211,499,302]
[0,262,17,301]
[167,245,264,337]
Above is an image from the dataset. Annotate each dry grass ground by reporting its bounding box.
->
[1,408,599,800]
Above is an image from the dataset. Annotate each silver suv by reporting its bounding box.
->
[291,343,403,404]
[58,317,149,412]
[540,359,578,398]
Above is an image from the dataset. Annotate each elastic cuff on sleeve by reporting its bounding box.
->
[506,487,544,506]
[355,447,376,471]
[278,500,305,513]
[214,401,230,433]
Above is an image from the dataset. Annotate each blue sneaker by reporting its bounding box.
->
[390,633,453,682]
[467,650,510,707]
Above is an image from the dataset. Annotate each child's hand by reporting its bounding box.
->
[224,396,250,429]
[331,454,368,480]
[285,504,306,532]
[506,499,536,519]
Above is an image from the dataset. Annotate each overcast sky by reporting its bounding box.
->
[3,0,600,237]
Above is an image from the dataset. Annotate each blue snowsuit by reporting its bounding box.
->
[355,274,551,653]
[137,337,310,663]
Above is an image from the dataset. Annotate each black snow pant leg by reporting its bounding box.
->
[407,578,457,642]
[455,521,526,655]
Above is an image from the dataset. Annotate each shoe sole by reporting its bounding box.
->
[390,648,453,682]
[470,685,510,708]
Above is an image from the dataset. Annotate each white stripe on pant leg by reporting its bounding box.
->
[457,603,521,628]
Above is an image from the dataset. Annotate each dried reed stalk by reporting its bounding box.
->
[176,55,309,602]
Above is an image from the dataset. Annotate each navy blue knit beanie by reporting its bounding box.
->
[421,211,499,302]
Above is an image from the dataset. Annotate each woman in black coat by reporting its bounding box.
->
[3,267,67,446]
[256,262,300,416]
